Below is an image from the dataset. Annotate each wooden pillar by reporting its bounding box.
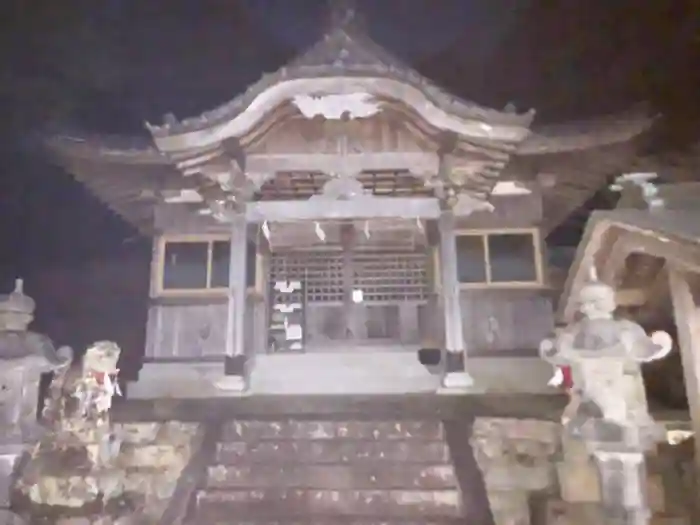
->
[417,221,443,365]
[438,209,473,388]
[224,213,248,379]
[340,223,357,339]
[601,237,633,286]
[255,234,271,355]
[668,266,700,474]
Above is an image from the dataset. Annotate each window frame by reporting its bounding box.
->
[152,234,263,297]
[454,228,544,289]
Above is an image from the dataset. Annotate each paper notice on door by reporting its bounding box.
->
[274,302,302,313]
[274,280,302,293]
[285,323,303,341]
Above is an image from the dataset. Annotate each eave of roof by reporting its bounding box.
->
[517,106,656,155]
[47,106,655,165]
[43,109,657,236]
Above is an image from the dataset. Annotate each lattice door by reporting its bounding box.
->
[353,250,428,303]
[269,248,428,304]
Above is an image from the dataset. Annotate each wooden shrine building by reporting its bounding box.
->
[45,12,655,399]
[30,7,700,525]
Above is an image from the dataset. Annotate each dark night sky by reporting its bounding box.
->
[0,0,698,275]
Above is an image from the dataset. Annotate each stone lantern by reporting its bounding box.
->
[0,279,72,515]
[540,268,672,525]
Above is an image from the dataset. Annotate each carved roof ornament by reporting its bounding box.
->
[311,131,370,202]
[434,135,461,209]
[540,265,672,447]
[315,175,369,201]
[292,92,382,120]
[326,0,365,34]
[609,172,664,210]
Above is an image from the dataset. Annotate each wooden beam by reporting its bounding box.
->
[612,228,700,274]
[614,288,648,307]
[246,197,442,221]
[246,152,440,174]
[667,267,700,476]
[245,194,493,223]
[601,237,634,286]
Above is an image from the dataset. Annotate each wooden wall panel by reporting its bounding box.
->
[246,113,426,155]
[145,299,257,359]
[460,290,553,355]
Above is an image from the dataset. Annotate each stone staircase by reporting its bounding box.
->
[187,418,469,524]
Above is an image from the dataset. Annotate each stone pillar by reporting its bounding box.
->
[437,209,473,389]
[223,213,249,391]
[470,418,560,525]
[667,268,700,480]
[0,279,72,523]
[592,448,650,525]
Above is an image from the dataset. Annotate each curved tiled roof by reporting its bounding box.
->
[518,106,656,154]
[146,26,535,138]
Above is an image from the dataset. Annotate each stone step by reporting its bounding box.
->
[195,488,464,519]
[651,515,691,525]
[187,519,466,525]
[206,464,458,490]
[221,420,444,441]
[216,439,450,464]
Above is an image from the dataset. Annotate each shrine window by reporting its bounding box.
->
[155,235,257,295]
[455,229,543,287]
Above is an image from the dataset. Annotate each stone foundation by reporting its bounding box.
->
[5,411,696,524]
[466,418,694,525]
[12,421,201,524]
[470,418,561,525]
[544,435,695,525]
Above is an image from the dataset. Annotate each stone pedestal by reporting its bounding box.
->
[470,418,560,525]
[592,447,651,525]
